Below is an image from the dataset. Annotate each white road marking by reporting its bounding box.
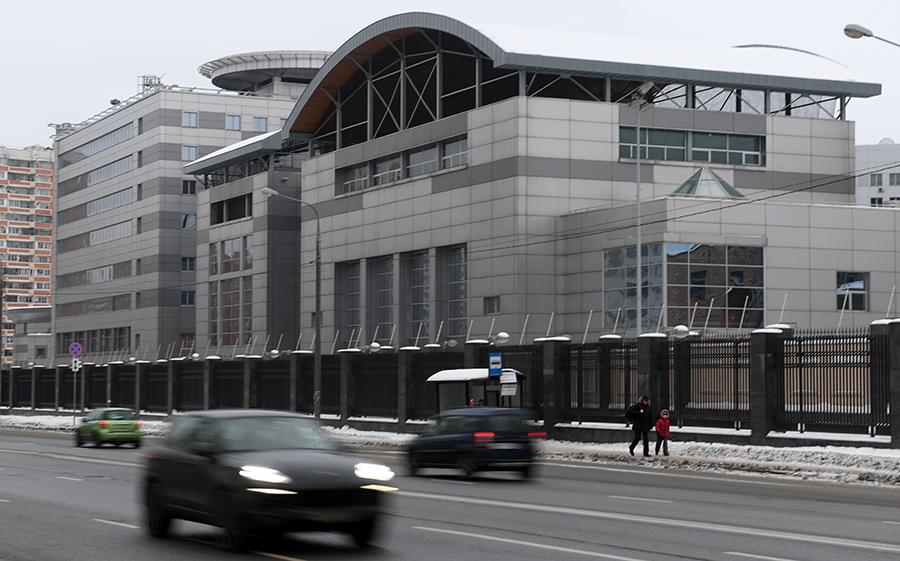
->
[539,462,801,487]
[0,498,10,502]
[724,552,799,561]
[0,448,140,467]
[430,478,476,485]
[94,519,139,529]
[608,495,673,503]
[251,550,312,561]
[883,521,900,525]
[397,490,900,554]
[416,526,645,560]
[56,476,83,481]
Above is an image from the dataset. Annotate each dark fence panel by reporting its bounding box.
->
[214,362,244,408]
[410,351,465,419]
[111,367,136,409]
[86,367,106,408]
[500,345,543,415]
[352,354,398,417]
[13,370,32,407]
[59,370,77,410]
[670,337,750,430]
[256,360,290,411]
[0,370,8,408]
[176,362,204,411]
[871,330,891,435]
[37,369,56,409]
[297,355,342,415]
[779,328,882,435]
[143,365,169,412]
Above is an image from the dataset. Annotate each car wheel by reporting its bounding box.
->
[94,433,103,447]
[456,457,476,479]
[218,491,248,551]
[133,440,142,449]
[145,483,171,538]
[350,518,376,547]
[520,464,533,480]
[74,433,83,447]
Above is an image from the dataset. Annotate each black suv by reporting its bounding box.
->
[406,407,544,478]
[141,409,395,550]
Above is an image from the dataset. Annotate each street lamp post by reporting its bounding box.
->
[844,23,900,49]
[260,187,322,420]
[629,82,654,336]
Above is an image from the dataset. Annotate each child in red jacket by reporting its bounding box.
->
[655,410,671,456]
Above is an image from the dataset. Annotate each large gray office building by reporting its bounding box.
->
[52,52,328,363]
[180,12,900,358]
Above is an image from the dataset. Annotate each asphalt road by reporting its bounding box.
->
[1,431,900,561]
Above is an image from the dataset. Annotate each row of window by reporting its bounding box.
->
[208,276,253,347]
[209,236,253,275]
[58,124,133,169]
[58,221,132,253]
[58,327,130,355]
[619,127,765,166]
[184,112,283,132]
[57,261,131,289]
[5,295,48,304]
[2,158,52,169]
[337,136,468,195]
[58,156,133,198]
[58,188,132,225]
[336,245,467,347]
[869,173,900,187]
[58,294,131,318]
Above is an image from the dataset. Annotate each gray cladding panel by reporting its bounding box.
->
[199,112,225,129]
[333,113,468,168]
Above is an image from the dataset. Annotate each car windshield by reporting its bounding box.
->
[106,410,136,421]
[217,417,339,452]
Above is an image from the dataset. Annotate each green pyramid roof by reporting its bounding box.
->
[670,166,745,198]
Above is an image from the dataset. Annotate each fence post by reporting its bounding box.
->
[289,352,299,412]
[541,340,566,437]
[8,367,16,409]
[397,350,413,431]
[637,333,667,410]
[749,328,783,445]
[30,367,36,410]
[243,358,257,409]
[106,364,113,407]
[888,320,900,448]
[166,360,176,415]
[203,359,212,410]
[340,352,357,423]
[54,365,62,411]
[134,363,143,413]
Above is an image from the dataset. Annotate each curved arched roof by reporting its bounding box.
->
[281,11,879,140]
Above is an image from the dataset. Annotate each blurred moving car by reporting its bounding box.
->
[141,409,395,550]
[407,407,544,478]
[74,407,142,448]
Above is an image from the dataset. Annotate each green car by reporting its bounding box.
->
[75,408,142,448]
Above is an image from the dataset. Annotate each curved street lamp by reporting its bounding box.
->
[844,23,900,48]
[260,187,322,420]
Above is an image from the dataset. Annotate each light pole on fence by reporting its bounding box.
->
[629,82,655,336]
[261,187,322,420]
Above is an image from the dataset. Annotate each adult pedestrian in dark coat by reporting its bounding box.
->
[626,395,653,457]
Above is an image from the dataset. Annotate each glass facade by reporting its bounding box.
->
[619,127,764,167]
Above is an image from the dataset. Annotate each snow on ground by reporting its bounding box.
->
[3,412,900,486]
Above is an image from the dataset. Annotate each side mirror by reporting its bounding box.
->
[81,418,87,423]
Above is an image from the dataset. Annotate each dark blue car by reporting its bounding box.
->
[406,407,544,478]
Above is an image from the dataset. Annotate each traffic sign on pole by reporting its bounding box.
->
[69,342,82,356]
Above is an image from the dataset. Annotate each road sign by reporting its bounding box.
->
[501,384,517,396]
[68,342,82,356]
[489,353,502,376]
[71,359,82,372]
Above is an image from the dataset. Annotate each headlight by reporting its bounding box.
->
[239,465,292,484]
[354,462,395,482]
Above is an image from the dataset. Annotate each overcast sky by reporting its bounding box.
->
[2,0,898,150]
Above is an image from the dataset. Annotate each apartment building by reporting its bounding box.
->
[52,52,328,363]
[0,145,53,365]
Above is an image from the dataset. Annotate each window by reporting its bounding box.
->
[221,278,241,345]
[182,112,198,127]
[226,115,241,130]
[619,128,764,166]
[870,174,884,187]
[181,257,195,271]
[871,197,884,207]
[181,214,196,229]
[222,238,241,273]
[443,136,468,168]
[837,272,868,311]
[243,276,253,341]
[253,117,267,132]
[619,127,686,161]
[243,235,253,270]
[443,245,467,336]
[137,150,143,167]
[373,154,402,186]
[209,243,218,275]
[182,180,196,194]
[368,257,393,343]
[408,145,439,177]
[136,216,142,234]
[210,194,251,224]
[181,291,195,306]
[182,146,198,161]
[337,262,361,346]
[280,118,287,129]
[137,118,143,135]
[407,251,430,340]
[891,173,900,186]
[209,282,218,347]
[341,163,368,193]
[137,183,142,201]
[136,292,141,308]
[484,296,500,315]
[136,258,141,275]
